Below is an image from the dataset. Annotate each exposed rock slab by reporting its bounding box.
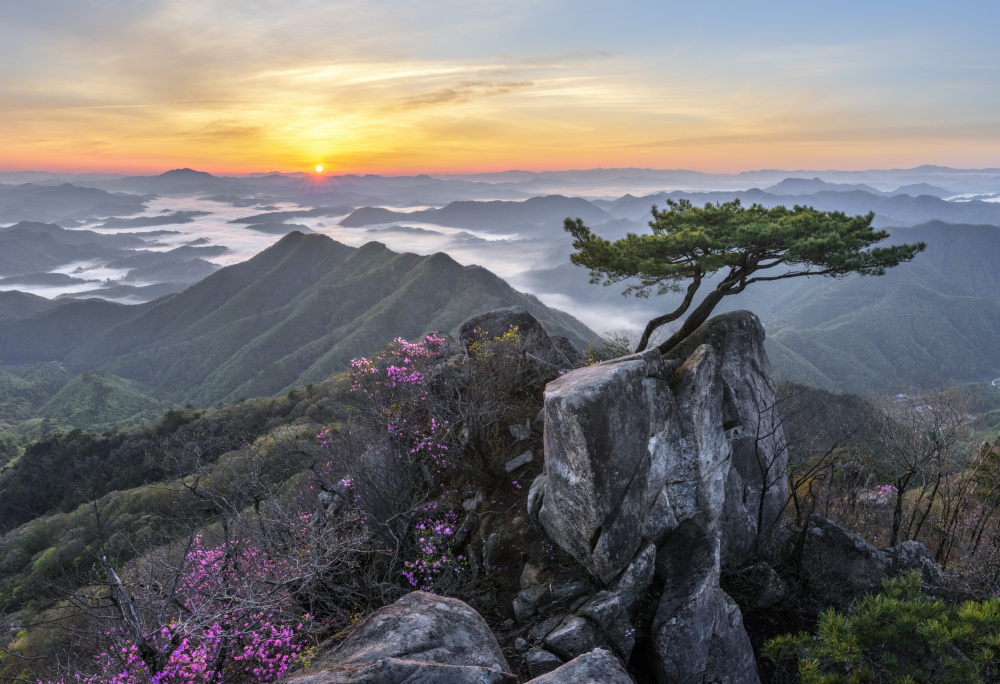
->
[526,648,632,683]
[539,311,788,587]
[534,311,788,683]
[667,344,729,530]
[651,522,759,684]
[538,349,679,583]
[287,658,514,683]
[801,516,944,611]
[666,311,789,567]
[290,592,514,683]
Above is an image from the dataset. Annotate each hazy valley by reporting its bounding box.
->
[4,165,1000,409]
[6,164,1000,683]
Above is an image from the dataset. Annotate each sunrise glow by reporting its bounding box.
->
[1,1,998,174]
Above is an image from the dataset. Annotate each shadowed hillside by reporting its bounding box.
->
[0,232,596,406]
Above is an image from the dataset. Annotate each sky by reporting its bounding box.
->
[2,0,999,175]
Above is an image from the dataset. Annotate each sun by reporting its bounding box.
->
[315,164,324,173]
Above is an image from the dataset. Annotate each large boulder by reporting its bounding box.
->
[800,515,890,611]
[536,311,785,683]
[667,344,730,532]
[458,306,579,368]
[538,349,679,582]
[801,516,944,611]
[651,521,759,684]
[286,592,515,683]
[538,310,786,585]
[526,648,633,683]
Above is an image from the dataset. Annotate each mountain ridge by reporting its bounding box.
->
[0,232,597,405]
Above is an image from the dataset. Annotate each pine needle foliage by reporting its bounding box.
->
[565,199,925,354]
[764,570,1000,683]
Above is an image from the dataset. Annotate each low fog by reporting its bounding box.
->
[3,165,1000,335]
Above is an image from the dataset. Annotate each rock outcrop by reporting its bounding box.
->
[286,592,516,683]
[527,648,633,683]
[800,515,944,611]
[459,306,580,368]
[538,311,785,585]
[537,347,681,583]
[651,521,758,684]
[276,307,959,684]
[537,310,784,683]
[286,309,792,684]
[665,311,789,567]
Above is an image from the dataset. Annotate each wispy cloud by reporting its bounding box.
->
[2,0,999,173]
[394,80,536,109]
[186,120,268,141]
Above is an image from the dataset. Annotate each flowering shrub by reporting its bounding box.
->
[402,507,468,593]
[35,328,559,682]
[50,618,305,684]
[42,535,311,684]
[348,335,453,478]
[340,328,556,590]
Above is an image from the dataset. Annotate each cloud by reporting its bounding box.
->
[3,0,1000,173]
[366,225,444,235]
[514,50,612,68]
[187,120,267,141]
[395,80,536,109]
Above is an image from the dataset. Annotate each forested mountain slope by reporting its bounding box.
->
[0,232,596,406]
[763,221,1000,393]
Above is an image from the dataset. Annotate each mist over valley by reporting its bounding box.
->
[3,165,1000,396]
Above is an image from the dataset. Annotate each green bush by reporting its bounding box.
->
[764,570,1000,683]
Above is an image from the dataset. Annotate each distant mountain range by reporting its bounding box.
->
[761,220,1000,394]
[71,168,533,206]
[0,221,150,276]
[0,221,221,299]
[0,183,147,224]
[5,164,1000,207]
[0,232,596,407]
[592,189,1000,228]
[4,166,1000,400]
[763,177,886,195]
[10,218,997,402]
[339,195,617,235]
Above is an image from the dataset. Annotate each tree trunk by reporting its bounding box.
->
[655,288,729,355]
[634,273,702,353]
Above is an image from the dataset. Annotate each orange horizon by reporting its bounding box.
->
[2,152,999,178]
[3,2,998,183]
